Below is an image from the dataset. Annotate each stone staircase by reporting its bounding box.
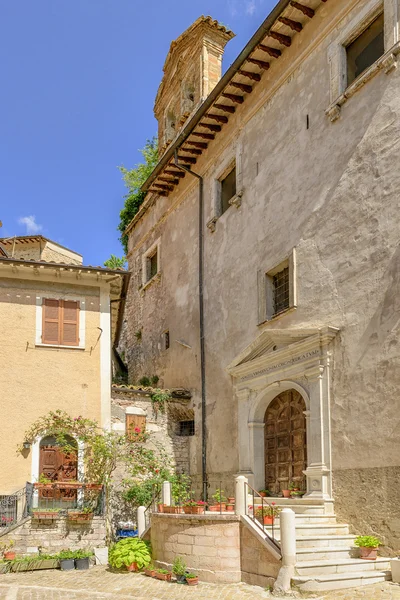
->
[253,498,392,591]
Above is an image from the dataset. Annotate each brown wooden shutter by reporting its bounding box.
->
[60,300,79,346]
[126,414,146,439]
[42,299,60,344]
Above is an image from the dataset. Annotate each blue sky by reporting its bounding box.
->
[0,0,275,266]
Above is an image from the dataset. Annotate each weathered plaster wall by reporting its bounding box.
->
[126,0,400,543]
[333,467,400,555]
[0,516,106,554]
[0,272,106,494]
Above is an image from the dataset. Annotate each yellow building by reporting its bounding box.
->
[0,235,129,495]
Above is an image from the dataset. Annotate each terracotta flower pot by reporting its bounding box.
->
[282,490,291,498]
[259,492,266,498]
[144,568,156,577]
[126,562,139,572]
[4,552,16,561]
[228,497,235,503]
[157,503,164,513]
[85,484,102,490]
[263,516,275,525]
[208,505,219,512]
[155,571,171,581]
[32,512,58,520]
[183,506,192,514]
[226,504,234,512]
[191,506,205,514]
[359,547,378,560]
[186,576,199,586]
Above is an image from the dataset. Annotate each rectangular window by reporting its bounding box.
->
[272,266,290,316]
[347,13,384,85]
[220,166,236,214]
[42,299,79,346]
[149,250,158,279]
[177,420,195,437]
[163,330,170,350]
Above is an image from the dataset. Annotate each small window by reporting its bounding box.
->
[163,330,170,350]
[42,299,79,346]
[272,267,290,316]
[220,166,237,214]
[177,420,195,437]
[346,14,384,86]
[149,250,158,279]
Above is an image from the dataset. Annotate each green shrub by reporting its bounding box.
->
[108,538,151,570]
[354,536,381,548]
[172,556,186,576]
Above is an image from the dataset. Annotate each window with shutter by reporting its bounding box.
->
[42,299,80,347]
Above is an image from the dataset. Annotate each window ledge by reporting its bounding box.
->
[326,41,400,123]
[141,271,161,292]
[35,343,85,351]
[258,305,297,327]
[207,190,244,233]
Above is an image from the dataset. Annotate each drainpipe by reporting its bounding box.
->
[174,151,207,502]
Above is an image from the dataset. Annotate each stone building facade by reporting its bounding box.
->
[124,0,400,550]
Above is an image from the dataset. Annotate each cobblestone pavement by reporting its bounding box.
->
[0,567,399,599]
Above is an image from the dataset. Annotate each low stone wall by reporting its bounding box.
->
[0,516,106,555]
[240,522,280,588]
[333,466,400,555]
[150,513,280,586]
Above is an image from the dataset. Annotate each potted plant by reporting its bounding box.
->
[157,503,165,513]
[75,548,93,570]
[108,538,151,572]
[227,496,235,503]
[155,568,172,581]
[258,489,271,498]
[226,503,234,512]
[59,549,76,571]
[1,540,16,561]
[211,489,226,511]
[183,500,204,515]
[255,503,281,525]
[172,556,187,583]
[281,487,291,498]
[354,536,381,560]
[144,562,156,577]
[34,474,54,489]
[186,573,199,586]
[67,507,93,522]
[31,508,60,521]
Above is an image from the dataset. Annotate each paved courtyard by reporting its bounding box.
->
[0,567,399,599]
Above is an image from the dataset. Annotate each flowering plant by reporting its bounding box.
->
[255,503,281,518]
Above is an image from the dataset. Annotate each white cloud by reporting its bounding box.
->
[246,0,256,15]
[228,0,238,17]
[18,215,42,235]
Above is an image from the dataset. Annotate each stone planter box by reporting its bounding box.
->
[11,559,60,572]
[391,558,400,583]
[67,512,93,522]
[31,512,59,520]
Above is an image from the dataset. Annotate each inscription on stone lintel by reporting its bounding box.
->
[240,349,320,381]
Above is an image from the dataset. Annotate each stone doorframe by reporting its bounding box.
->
[227,327,339,500]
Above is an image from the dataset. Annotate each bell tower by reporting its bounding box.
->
[154,16,234,156]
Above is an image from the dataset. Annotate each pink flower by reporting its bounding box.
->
[271,502,276,506]
[134,427,141,433]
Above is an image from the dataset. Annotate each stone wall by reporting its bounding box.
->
[111,387,191,474]
[0,516,106,555]
[240,523,280,588]
[150,513,281,586]
[333,466,400,556]
[151,513,241,583]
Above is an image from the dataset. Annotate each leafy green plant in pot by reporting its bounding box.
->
[58,550,76,571]
[172,556,188,584]
[186,573,199,586]
[211,489,226,511]
[1,540,16,561]
[155,568,172,581]
[354,536,381,560]
[108,538,151,572]
[75,548,93,570]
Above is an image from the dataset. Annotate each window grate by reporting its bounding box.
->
[177,420,195,437]
[273,267,289,315]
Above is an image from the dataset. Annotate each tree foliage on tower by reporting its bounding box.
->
[118,138,158,254]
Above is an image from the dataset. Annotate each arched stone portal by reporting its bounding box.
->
[264,390,307,493]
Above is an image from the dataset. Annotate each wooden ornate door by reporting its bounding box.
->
[39,437,78,502]
[264,390,307,493]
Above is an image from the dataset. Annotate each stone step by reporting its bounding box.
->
[295,557,391,576]
[292,569,391,592]
[265,523,350,537]
[292,534,356,549]
[252,500,326,514]
[296,546,359,561]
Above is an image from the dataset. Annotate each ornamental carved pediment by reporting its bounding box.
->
[227,327,339,381]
